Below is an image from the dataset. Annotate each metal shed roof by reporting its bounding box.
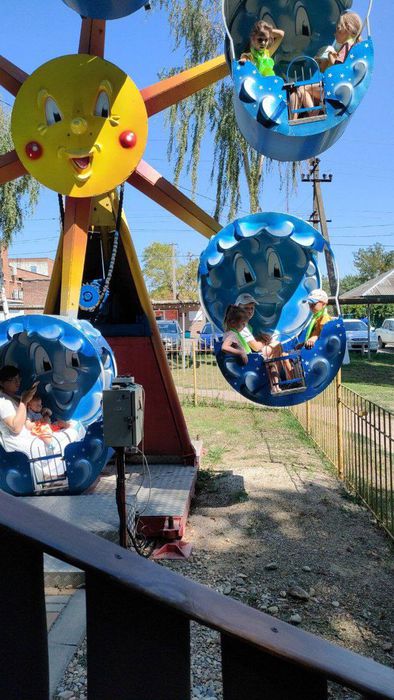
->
[339,269,394,304]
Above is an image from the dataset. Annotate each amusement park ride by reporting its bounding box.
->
[0,0,373,555]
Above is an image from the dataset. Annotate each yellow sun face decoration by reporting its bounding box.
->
[11,54,148,197]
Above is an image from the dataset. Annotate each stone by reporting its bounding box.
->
[267,606,279,614]
[265,562,278,571]
[290,614,302,625]
[332,601,340,608]
[222,583,232,595]
[382,642,393,652]
[58,692,75,699]
[302,566,312,572]
[287,586,310,601]
[279,590,287,598]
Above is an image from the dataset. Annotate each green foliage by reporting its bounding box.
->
[353,243,393,280]
[141,242,199,300]
[158,0,300,220]
[0,106,39,246]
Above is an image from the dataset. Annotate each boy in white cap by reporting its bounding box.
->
[304,289,331,348]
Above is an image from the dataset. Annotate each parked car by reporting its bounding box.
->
[157,320,182,352]
[375,318,394,348]
[197,322,221,352]
[343,319,378,352]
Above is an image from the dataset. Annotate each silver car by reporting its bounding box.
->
[343,319,378,353]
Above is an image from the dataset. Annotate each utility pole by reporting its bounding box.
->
[171,243,177,301]
[301,158,337,296]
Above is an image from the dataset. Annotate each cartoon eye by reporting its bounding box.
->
[65,350,80,368]
[267,251,283,279]
[94,91,110,118]
[295,6,311,37]
[234,254,255,287]
[31,344,52,374]
[45,97,62,125]
[261,12,276,28]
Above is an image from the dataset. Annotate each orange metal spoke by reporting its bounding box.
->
[128,160,221,239]
[141,55,228,117]
[0,150,26,185]
[78,18,106,56]
[0,56,28,96]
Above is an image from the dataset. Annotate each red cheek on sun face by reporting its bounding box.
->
[25,141,43,160]
[119,131,137,149]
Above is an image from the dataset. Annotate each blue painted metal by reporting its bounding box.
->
[214,318,346,407]
[224,0,373,160]
[198,212,345,406]
[0,315,117,495]
[61,0,146,20]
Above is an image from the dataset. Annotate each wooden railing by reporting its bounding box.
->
[1,490,393,700]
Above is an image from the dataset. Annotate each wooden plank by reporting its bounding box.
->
[128,160,221,239]
[78,18,106,57]
[0,149,27,185]
[141,55,229,117]
[222,634,327,699]
[0,55,28,96]
[0,491,393,700]
[60,196,91,316]
[0,530,49,699]
[86,573,190,699]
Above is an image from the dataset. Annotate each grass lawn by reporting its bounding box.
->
[341,352,394,412]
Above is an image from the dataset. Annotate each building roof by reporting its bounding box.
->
[339,269,394,304]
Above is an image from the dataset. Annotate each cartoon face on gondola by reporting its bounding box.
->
[0,316,116,424]
[11,54,148,197]
[199,213,325,340]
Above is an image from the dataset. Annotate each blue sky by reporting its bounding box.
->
[1,0,393,279]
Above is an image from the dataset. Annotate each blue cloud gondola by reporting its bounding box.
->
[198,212,346,407]
[0,316,116,496]
[223,0,374,161]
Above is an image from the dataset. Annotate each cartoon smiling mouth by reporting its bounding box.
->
[71,155,91,171]
[69,153,93,181]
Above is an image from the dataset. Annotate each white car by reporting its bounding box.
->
[343,319,378,353]
[375,318,394,348]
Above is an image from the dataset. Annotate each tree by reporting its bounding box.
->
[141,243,199,300]
[0,105,39,315]
[141,242,174,299]
[176,255,199,301]
[353,243,394,281]
[158,0,299,220]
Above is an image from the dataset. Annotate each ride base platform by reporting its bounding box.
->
[24,448,200,586]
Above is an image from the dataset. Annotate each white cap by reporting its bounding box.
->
[235,293,257,306]
[305,289,329,304]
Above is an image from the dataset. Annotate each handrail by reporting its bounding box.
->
[0,489,393,698]
[221,0,236,61]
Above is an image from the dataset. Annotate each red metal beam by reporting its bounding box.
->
[0,56,28,96]
[0,150,26,185]
[128,160,221,239]
[141,55,229,117]
[78,18,106,57]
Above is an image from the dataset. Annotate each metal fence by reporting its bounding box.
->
[166,339,249,405]
[166,346,394,538]
[291,371,394,538]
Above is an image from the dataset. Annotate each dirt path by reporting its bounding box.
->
[161,405,394,698]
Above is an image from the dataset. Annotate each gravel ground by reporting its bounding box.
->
[54,406,394,699]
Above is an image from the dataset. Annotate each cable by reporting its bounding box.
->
[88,184,125,321]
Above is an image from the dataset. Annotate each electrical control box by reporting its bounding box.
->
[102,376,144,448]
